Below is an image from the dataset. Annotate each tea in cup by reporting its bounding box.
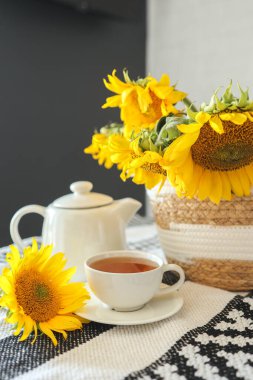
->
[85,250,185,312]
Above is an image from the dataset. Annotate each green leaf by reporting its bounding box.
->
[167,126,181,141]
[155,116,167,133]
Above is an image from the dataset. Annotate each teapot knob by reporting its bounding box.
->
[70,181,93,194]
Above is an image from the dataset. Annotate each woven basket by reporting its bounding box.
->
[148,183,253,291]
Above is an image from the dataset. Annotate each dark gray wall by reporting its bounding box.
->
[0,0,146,245]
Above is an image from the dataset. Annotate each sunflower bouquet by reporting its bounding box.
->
[85,70,253,292]
[85,71,253,205]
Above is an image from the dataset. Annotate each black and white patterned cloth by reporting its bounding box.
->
[0,223,252,380]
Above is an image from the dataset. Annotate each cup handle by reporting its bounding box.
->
[155,263,185,296]
[10,205,46,252]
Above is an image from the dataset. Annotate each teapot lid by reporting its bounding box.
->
[52,181,113,209]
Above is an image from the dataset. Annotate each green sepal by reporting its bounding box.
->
[199,81,253,114]
[237,84,249,108]
[186,106,198,120]
[222,80,234,103]
[229,104,238,110]
[138,130,159,152]
[243,102,253,110]
[214,95,228,111]
[100,122,124,136]
[201,91,218,112]
[123,69,131,83]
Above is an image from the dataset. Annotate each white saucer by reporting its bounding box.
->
[76,291,183,326]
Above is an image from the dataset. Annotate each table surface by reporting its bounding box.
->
[0,222,252,380]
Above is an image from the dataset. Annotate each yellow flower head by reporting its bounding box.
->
[102,69,186,138]
[108,134,165,189]
[164,84,253,203]
[130,150,166,190]
[0,240,90,346]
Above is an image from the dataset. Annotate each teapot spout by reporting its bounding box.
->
[113,198,142,225]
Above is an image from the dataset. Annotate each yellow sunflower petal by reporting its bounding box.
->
[103,70,129,94]
[31,238,38,253]
[198,170,212,201]
[0,276,12,294]
[162,148,190,169]
[141,172,162,189]
[227,170,244,197]
[230,113,247,125]
[58,300,86,314]
[102,95,121,109]
[160,100,169,116]
[6,245,21,271]
[209,171,222,204]
[46,315,82,331]
[245,112,253,122]
[220,172,232,201]
[30,244,53,269]
[6,313,19,324]
[168,90,187,104]
[168,132,200,163]
[53,329,68,340]
[19,316,35,342]
[136,87,152,113]
[184,164,203,198]
[31,323,38,344]
[238,168,251,196]
[121,87,134,103]
[177,123,202,134]
[219,113,233,121]
[245,163,253,184]
[181,154,194,186]
[209,115,224,134]
[40,252,66,274]
[159,73,170,87]
[148,75,171,99]
[220,112,247,125]
[53,267,77,285]
[39,323,58,346]
[13,316,25,336]
[195,111,211,125]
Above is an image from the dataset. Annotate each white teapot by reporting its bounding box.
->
[10,181,142,281]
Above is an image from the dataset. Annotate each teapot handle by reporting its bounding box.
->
[10,205,46,251]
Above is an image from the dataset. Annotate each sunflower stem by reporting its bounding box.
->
[183,97,197,112]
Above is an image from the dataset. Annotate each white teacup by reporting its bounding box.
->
[85,250,185,312]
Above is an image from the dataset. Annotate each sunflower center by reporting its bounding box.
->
[141,162,167,176]
[15,270,60,322]
[191,119,253,171]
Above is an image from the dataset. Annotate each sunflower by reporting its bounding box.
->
[130,151,166,189]
[0,240,90,346]
[102,69,186,138]
[108,134,166,189]
[163,84,253,203]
